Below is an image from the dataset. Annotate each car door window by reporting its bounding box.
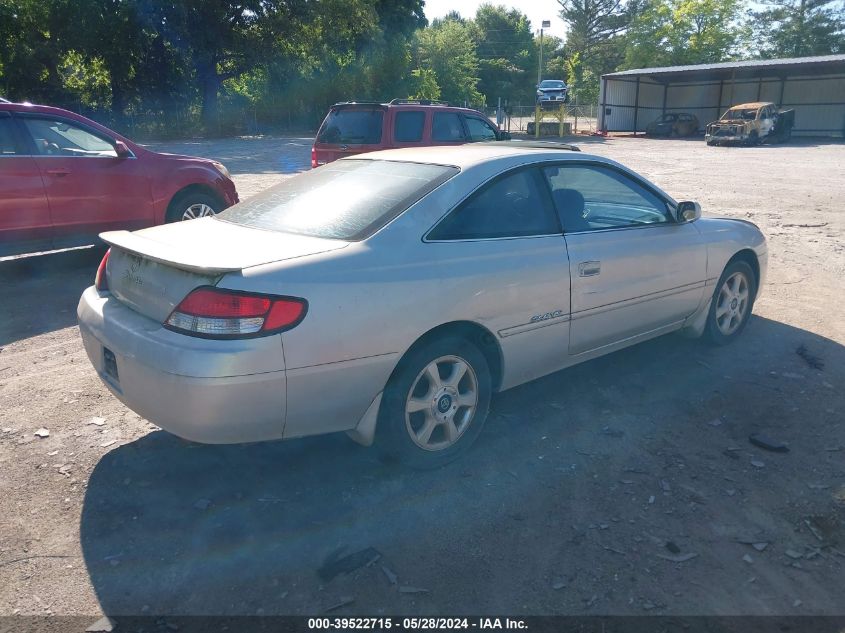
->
[393,111,425,143]
[463,116,498,141]
[543,164,671,233]
[432,112,466,142]
[0,118,22,155]
[22,118,117,157]
[429,168,559,240]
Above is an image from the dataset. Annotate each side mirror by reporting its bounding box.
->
[677,201,701,223]
[498,131,512,141]
[114,140,132,158]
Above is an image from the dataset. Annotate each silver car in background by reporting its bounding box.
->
[78,143,767,468]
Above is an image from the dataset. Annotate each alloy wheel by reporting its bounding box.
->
[715,271,750,336]
[404,355,478,451]
[181,203,216,220]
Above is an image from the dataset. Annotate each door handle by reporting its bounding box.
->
[46,168,70,176]
[578,261,601,277]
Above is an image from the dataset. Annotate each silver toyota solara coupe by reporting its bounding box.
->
[78,143,767,468]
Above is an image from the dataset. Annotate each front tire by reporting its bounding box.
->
[706,261,757,345]
[166,191,222,223]
[377,337,492,469]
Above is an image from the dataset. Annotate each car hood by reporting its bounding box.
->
[101,217,349,274]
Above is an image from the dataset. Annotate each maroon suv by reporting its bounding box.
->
[312,99,509,167]
[0,101,238,257]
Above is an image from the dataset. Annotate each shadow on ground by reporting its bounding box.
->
[80,316,845,616]
[0,246,105,345]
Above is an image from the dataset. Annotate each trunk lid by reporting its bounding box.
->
[102,218,348,322]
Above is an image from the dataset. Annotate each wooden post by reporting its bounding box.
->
[559,102,565,137]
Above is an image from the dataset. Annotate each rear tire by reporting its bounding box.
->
[377,337,491,469]
[706,260,757,345]
[166,191,222,223]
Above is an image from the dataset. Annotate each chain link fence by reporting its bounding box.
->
[472,103,600,137]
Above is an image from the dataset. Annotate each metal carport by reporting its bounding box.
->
[598,55,845,137]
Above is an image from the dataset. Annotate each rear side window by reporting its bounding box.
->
[317,108,384,145]
[429,168,559,240]
[217,159,458,241]
[432,113,466,142]
[0,118,21,155]
[394,111,425,142]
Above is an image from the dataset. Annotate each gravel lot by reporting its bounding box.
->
[1,135,843,622]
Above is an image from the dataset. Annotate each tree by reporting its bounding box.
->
[556,0,632,102]
[752,0,845,57]
[472,4,536,104]
[623,0,749,68]
[413,18,484,105]
[409,68,441,99]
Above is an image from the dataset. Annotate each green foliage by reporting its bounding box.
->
[556,0,631,101]
[59,51,111,109]
[414,18,484,105]
[752,0,845,57]
[409,68,441,99]
[623,0,750,68]
[473,4,537,104]
[2,0,840,135]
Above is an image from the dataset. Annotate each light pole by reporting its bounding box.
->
[538,20,550,85]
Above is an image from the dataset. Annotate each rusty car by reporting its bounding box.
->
[705,102,795,146]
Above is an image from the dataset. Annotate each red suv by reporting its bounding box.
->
[0,102,238,257]
[312,99,509,167]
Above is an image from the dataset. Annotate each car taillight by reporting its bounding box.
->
[95,248,111,291]
[311,146,318,168]
[165,286,307,339]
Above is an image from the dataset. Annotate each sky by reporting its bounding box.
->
[422,0,568,40]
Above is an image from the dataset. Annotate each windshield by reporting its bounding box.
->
[723,108,758,120]
[216,159,458,240]
[658,114,678,122]
[539,80,565,89]
[317,108,384,145]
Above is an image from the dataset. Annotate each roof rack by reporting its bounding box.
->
[485,140,581,152]
[331,101,387,108]
[388,99,450,106]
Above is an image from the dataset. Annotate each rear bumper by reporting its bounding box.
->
[77,286,286,443]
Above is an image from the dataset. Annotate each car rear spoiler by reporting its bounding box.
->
[100,230,242,274]
[485,140,581,152]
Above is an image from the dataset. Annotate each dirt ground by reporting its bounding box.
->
[0,135,843,623]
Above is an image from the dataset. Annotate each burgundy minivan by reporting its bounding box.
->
[312,99,509,167]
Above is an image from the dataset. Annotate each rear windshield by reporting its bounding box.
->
[216,160,459,241]
[317,108,384,145]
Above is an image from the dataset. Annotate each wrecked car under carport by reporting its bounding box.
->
[598,54,845,139]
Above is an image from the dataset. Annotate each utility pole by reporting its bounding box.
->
[538,20,550,84]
